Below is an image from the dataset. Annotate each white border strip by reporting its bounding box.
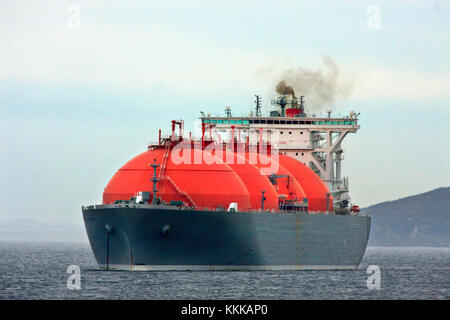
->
[98,264,358,271]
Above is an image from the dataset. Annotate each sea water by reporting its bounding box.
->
[0,242,448,299]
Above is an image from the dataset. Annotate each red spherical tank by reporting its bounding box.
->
[278,155,333,212]
[213,149,279,210]
[103,147,251,210]
[103,140,332,212]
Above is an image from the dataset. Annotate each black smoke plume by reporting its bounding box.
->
[274,56,353,110]
[276,80,296,97]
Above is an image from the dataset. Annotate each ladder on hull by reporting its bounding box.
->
[159,140,171,180]
[165,176,198,208]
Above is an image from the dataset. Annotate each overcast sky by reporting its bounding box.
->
[1,0,449,225]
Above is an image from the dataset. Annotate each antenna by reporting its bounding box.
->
[224,106,232,117]
[271,96,288,117]
[254,95,262,117]
[150,159,160,205]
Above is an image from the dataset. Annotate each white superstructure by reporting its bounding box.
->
[201,95,360,213]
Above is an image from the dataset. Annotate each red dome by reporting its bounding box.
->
[103,147,251,210]
[278,155,333,212]
[244,151,307,204]
[103,142,332,212]
[215,150,279,210]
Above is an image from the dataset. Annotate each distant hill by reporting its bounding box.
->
[363,187,450,247]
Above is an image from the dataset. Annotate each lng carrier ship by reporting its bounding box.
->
[82,94,370,270]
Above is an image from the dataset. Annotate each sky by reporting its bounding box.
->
[1,0,449,225]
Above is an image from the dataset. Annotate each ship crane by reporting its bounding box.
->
[269,174,290,191]
[150,159,160,205]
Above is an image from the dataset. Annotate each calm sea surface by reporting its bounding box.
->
[0,241,448,300]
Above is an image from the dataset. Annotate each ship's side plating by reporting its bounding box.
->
[83,205,370,270]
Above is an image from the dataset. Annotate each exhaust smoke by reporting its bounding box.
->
[274,56,353,110]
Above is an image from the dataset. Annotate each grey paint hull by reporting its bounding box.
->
[82,206,371,270]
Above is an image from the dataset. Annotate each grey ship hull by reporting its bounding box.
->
[82,205,371,271]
